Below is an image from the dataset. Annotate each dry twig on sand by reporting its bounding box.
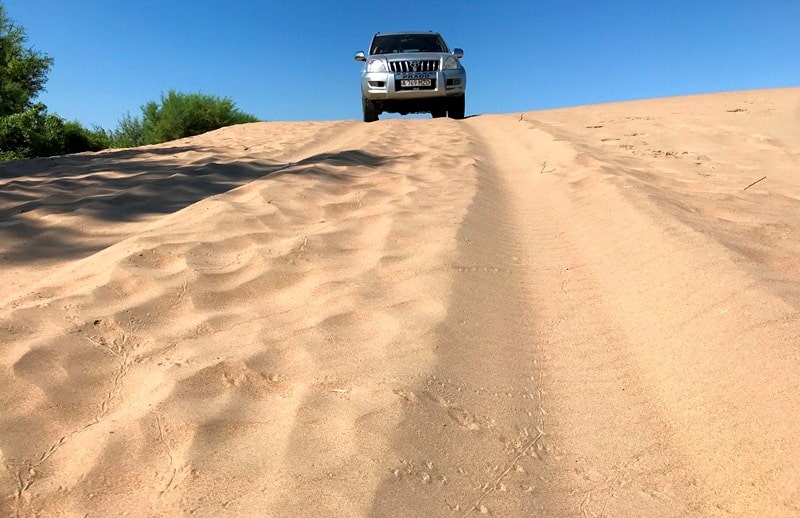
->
[539,161,556,174]
[743,175,767,191]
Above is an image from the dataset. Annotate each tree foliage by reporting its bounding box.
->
[0,4,54,116]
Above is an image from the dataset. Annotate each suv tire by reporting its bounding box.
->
[362,97,379,122]
[447,95,465,120]
[431,106,447,118]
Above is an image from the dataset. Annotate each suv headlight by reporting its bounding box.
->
[443,56,460,70]
[367,59,388,73]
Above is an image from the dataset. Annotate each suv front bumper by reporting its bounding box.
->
[361,69,466,101]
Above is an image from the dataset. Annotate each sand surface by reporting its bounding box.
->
[1,87,799,516]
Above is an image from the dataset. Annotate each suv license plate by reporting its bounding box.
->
[401,79,431,87]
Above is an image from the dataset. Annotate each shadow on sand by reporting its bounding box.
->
[0,146,394,264]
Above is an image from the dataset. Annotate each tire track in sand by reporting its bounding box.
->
[368,121,551,517]
[369,115,710,517]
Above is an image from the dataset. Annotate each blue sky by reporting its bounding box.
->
[4,0,799,129]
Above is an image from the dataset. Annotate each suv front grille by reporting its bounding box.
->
[389,60,440,73]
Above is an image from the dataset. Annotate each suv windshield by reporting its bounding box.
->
[370,34,448,55]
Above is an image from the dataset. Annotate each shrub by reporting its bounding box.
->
[0,88,260,160]
[62,120,111,154]
[140,90,259,144]
[109,111,146,148]
[0,103,64,159]
[0,105,111,160]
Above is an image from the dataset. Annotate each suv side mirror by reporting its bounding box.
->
[453,48,464,59]
[354,51,366,62]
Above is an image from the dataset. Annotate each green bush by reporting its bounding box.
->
[0,87,261,160]
[109,111,146,148]
[0,103,64,159]
[0,105,111,160]
[62,120,111,154]
[140,90,259,144]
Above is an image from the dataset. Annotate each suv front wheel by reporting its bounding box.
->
[448,95,465,120]
[431,106,447,118]
[362,97,379,122]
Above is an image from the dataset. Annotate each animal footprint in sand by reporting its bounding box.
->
[447,407,481,430]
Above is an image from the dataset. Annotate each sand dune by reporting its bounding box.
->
[1,87,799,516]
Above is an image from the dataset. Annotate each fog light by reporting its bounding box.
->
[368,81,386,88]
[446,78,461,86]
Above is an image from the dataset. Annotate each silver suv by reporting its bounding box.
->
[354,31,467,122]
